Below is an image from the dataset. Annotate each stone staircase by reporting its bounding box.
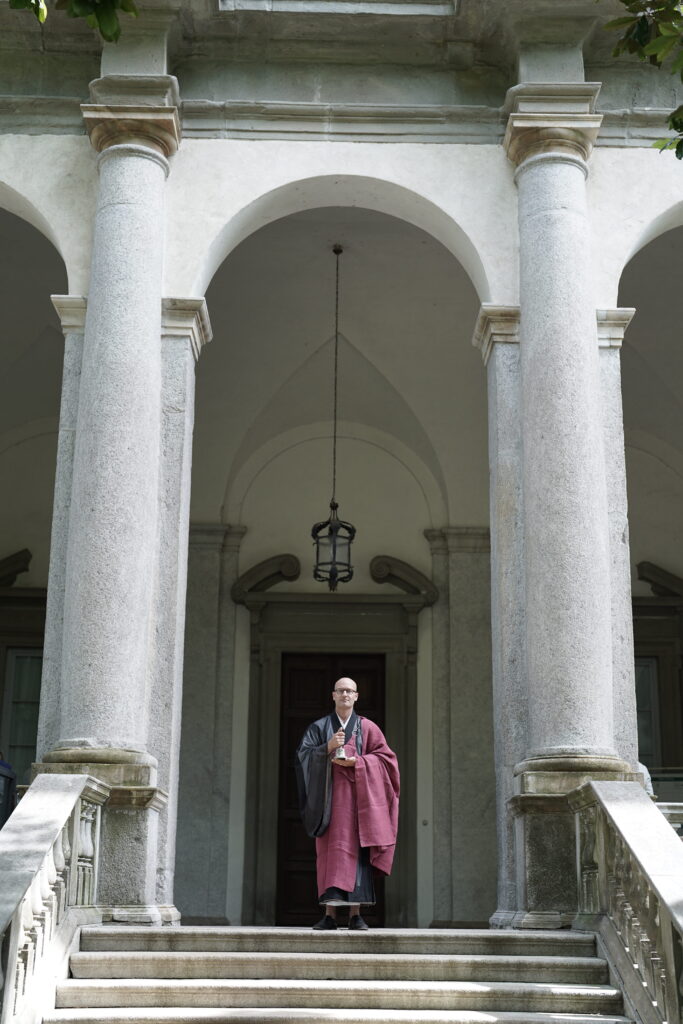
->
[45,926,632,1024]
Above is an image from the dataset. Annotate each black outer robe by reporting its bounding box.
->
[295,711,362,838]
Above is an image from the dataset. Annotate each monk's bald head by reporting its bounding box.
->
[332,677,358,718]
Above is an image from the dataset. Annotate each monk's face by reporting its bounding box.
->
[332,677,358,716]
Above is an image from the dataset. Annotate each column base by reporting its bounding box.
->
[489,909,518,929]
[509,760,640,926]
[511,909,574,929]
[102,904,181,926]
[42,745,157,768]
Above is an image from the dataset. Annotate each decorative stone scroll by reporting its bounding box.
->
[231,554,301,604]
[370,554,438,605]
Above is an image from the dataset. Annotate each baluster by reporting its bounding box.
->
[28,874,45,961]
[53,827,67,922]
[38,856,54,941]
[77,802,96,905]
[16,894,34,1010]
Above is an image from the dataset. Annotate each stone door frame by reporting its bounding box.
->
[234,555,437,927]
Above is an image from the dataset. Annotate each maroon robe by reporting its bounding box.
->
[315,718,400,896]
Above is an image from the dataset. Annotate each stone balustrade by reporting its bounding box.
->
[570,781,683,1024]
[0,774,109,1024]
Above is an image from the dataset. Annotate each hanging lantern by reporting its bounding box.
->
[311,244,356,591]
[312,500,356,591]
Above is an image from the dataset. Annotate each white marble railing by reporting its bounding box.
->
[0,773,109,1024]
[571,781,683,1024]
[658,802,683,839]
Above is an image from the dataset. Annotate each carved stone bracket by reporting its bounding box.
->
[370,555,438,606]
[0,549,32,587]
[231,554,301,604]
[637,561,683,598]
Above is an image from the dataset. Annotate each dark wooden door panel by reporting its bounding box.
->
[277,653,386,927]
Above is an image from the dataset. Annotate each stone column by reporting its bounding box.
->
[505,84,635,926]
[473,306,527,927]
[150,300,212,915]
[423,529,451,923]
[597,309,638,769]
[36,297,86,761]
[39,77,181,921]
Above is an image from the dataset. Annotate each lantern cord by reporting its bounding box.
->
[331,243,342,506]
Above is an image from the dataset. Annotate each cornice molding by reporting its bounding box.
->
[51,295,87,332]
[189,524,228,550]
[503,82,603,167]
[596,307,636,349]
[472,304,520,366]
[425,527,491,554]
[445,526,491,553]
[162,297,212,361]
[82,75,181,157]
[370,554,438,605]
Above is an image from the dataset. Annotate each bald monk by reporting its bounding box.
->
[295,677,400,930]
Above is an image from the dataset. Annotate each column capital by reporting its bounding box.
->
[424,528,448,556]
[596,308,636,349]
[503,83,602,168]
[472,304,520,366]
[51,295,87,332]
[222,524,248,554]
[82,75,181,157]
[162,297,212,361]
[189,524,229,551]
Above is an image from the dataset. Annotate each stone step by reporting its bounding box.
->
[69,951,609,984]
[79,927,597,959]
[45,1011,635,1024]
[55,978,623,1014]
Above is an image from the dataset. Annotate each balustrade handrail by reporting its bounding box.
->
[0,772,110,1024]
[571,780,683,1024]
[0,774,107,938]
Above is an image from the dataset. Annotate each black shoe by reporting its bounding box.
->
[348,915,369,930]
[313,915,337,930]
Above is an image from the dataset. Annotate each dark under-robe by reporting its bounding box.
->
[296,712,400,900]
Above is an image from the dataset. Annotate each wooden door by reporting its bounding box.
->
[276,652,386,926]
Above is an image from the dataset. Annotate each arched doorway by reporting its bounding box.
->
[176,201,494,928]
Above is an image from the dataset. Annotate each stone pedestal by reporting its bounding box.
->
[504,83,632,924]
[39,76,184,920]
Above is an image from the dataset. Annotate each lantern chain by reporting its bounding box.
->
[331,243,342,506]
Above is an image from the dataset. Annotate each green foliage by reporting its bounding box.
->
[602,1,683,157]
[12,0,137,42]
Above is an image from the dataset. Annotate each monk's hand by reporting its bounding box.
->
[327,728,346,756]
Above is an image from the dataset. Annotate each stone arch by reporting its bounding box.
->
[622,199,683,271]
[192,173,491,301]
[222,420,449,528]
[0,180,61,258]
